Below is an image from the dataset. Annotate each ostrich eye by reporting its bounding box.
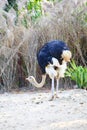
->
[29,76,33,80]
[54,66,58,70]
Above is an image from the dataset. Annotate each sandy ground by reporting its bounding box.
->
[0,89,87,130]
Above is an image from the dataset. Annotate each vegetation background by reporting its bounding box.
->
[0,0,87,92]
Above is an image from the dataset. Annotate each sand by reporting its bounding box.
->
[0,89,87,130]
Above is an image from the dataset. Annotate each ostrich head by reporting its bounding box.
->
[26,76,35,83]
[62,50,72,62]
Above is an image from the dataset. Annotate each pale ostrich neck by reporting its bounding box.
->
[32,74,46,88]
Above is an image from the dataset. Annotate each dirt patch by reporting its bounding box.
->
[0,89,87,130]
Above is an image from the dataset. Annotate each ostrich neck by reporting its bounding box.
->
[32,74,46,88]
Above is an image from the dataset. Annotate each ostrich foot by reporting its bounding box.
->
[55,94,59,98]
[49,95,55,101]
[55,93,59,98]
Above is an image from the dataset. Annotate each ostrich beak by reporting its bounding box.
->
[25,78,28,81]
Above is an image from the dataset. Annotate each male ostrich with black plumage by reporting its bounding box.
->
[26,40,72,100]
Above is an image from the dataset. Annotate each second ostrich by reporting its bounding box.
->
[26,40,72,100]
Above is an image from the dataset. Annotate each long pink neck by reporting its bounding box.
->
[31,74,46,88]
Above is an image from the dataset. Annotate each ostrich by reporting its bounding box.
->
[26,40,72,100]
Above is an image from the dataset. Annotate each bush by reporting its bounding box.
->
[26,0,42,22]
[65,60,87,89]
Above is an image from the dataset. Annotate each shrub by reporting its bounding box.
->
[65,60,87,89]
[26,0,42,22]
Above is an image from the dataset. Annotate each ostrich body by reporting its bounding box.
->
[26,40,72,100]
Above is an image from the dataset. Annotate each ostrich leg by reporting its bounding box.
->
[49,77,55,101]
[56,78,59,98]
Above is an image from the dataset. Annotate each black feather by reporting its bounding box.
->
[37,40,69,74]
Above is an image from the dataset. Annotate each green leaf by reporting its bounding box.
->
[65,60,87,89]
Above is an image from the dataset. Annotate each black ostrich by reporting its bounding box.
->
[26,40,72,100]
